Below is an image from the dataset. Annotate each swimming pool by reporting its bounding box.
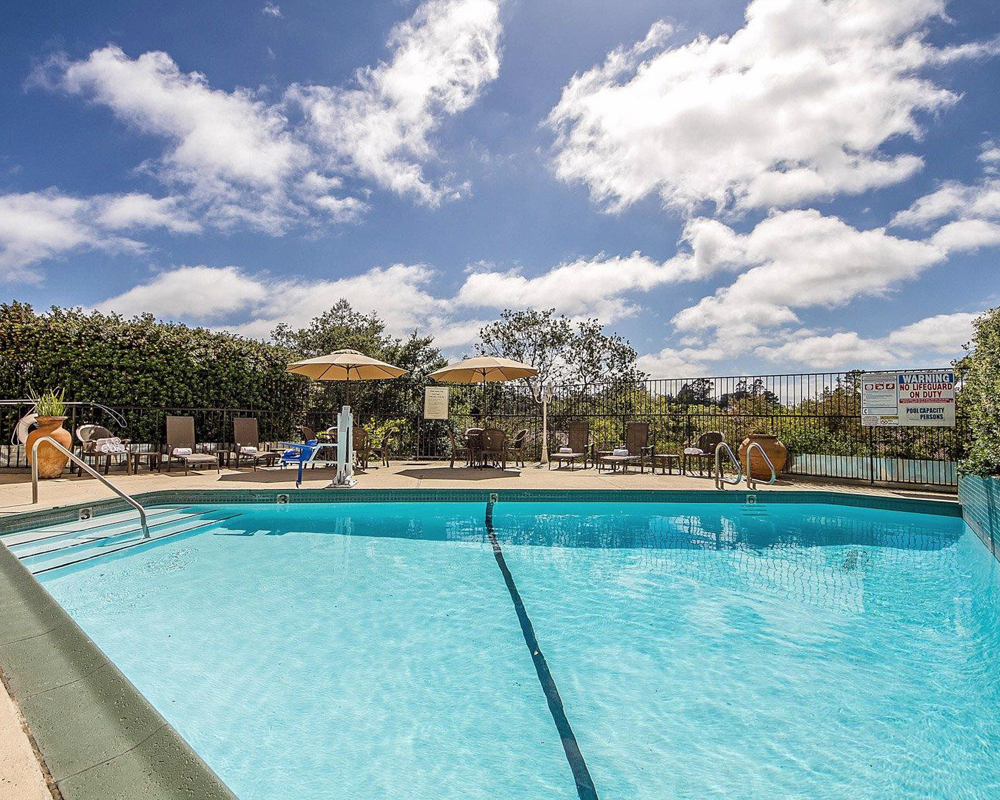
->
[12,498,1000,799]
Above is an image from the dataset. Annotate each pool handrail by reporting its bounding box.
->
[745,442,777,490]
[714,442,743,489]
[31,435,150,539]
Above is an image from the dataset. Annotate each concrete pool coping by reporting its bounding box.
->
[0,486,963,799]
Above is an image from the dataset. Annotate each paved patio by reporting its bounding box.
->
[0,458,956,515]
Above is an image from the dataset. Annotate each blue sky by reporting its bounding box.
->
[1,0,998,376]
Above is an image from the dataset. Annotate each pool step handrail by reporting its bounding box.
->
[744,442,777,490]
[714,443,743,489]
[31,435,150,539]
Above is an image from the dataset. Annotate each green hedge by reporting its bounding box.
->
[0,303,308,441]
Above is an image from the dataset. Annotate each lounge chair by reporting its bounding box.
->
[550,421,590,470]
[480,428,507,469]
[75,424,130,475]
[598,421,652,474]
[163,416,219,474]
[231,417,282,470]
[683,431,726,476]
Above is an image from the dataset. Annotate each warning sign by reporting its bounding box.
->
[862,371,955,427]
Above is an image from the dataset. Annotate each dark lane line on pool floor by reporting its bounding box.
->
[485,522,600,800]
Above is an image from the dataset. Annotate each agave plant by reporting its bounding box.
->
[31,387,67,417]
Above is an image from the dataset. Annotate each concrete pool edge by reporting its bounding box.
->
[0,543,238,800]
[0,486,962,536]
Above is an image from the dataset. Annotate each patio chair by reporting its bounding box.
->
[231,417,282,471]
[75,424,130,475]
[683,431,726,476]
[598,421,652,474]
[480,428,507,469]
[550,421,590,470]
[446,428,472,468]
[510,429,529,468]
[376,427,398,468]
[353,427,371,471]
[163,416,219,475]
[466,427,484,467]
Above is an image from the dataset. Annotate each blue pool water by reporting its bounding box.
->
[28,501,1000,799]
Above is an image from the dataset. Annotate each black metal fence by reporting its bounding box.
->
[0,369,968,487]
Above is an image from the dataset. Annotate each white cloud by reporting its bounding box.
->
[32,0,500,231]
[756,310,979,368]
[979,139,1000,171]
[756,332,893,369]
[636,346,714,378]
[886,310,979,352]
[456,252,689,321]
[547,0,992,214]
[673,209,946,337]
[262,3,282,18]
[95,265,269,319]
[929,218,1000,251]
[289,0,502,206]
[35,46,311,232]
[892,179,1000,228]
[0,190,193,280]
[94,193,200,233]
[454,216,750,321]
[94,263,448,341]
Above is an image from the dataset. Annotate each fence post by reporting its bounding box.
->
[868,425,876,485]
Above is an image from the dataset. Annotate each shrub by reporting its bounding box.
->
[958,307,1000,476]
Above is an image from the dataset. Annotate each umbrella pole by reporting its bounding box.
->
[481,372,487,425]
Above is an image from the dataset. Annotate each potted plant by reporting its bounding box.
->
[25,388,73,478]
[738,430,788,480]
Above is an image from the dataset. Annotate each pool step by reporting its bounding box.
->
[0,506,193,548]
[2,508,197,552]
[9,511,207,560]
[13,511,242,575]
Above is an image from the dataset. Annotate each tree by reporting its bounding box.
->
[957,307,1000,475]
[272,299,445,412]
[475,309,644,397]
[675,378,714,406]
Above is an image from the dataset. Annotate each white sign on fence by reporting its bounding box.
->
[423,386,450,420]
[862,371,955,427]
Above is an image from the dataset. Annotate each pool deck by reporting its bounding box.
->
[0,460,958,799]
[0,459,955,517]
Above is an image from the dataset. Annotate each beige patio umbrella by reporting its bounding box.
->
[429,356,538,419]
[286,349,407,404]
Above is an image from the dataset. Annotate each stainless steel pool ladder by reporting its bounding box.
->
[31,435,150,539]
[744,442,777,490]
[714,443,743,489]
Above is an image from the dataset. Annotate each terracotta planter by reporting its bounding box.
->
[739,433,787,480]
[26,416,73,478]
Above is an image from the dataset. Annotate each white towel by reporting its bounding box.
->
[612,448,629,456]
[558,447,572,453]
[240,446,258,455]
[684,447,703,455]
[96,437,126,454]
[172,447,192,457]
